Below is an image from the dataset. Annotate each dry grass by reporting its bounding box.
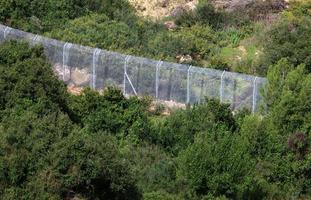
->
[128,0,198,20]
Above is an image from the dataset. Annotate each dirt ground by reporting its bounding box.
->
[128,0,291,20]
[128,0,198,20]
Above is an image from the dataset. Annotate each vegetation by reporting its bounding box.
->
[2,0,309,76]
[0,0,311,199]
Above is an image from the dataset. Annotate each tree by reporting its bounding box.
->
[156,99,236,154]
[261,16,311,74]
[177,126,262,199]
[0,41,142,199]
[0,41,69,113]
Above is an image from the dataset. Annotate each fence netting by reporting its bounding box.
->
[0,24,266,113]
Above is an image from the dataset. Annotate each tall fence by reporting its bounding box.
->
[0,24,266,112]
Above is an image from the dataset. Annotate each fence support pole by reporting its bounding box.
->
[220,70,226,103]
[3,27,11,39]
[136,62,142,94]
[232,79,237,110]
[32,35,38,44]
[187,65,193,104]
[252,77,258,113]
[62,43,72,82]
[123,55,130,96]
[155,61,163,100]
[92,48,101,89]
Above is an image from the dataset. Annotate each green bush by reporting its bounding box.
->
[47,13,140,53]
[177,126,262,199]
[43,130,141,200]
[155,99,236,154]
[0,41,69,113]
[0,41,142,199]
[68,87,152,142]
[0,0,135,32]
[175,0,224,29]
[264,58,311,135]
[260,17,311,74]
[1,1,311,198]
[143,191,181,200]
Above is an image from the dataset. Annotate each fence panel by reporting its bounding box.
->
[95,51,125,92]
[253,77,267,113]
[227,72,255,111]
[42,38,66,80]
[189,67,222,103]
[65,44,93,87]
[157,62,188,103]
[126,56,157,97]
[0,24,7,43]
[3,28,35,42]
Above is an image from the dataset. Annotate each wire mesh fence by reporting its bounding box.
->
[0,24,266,113]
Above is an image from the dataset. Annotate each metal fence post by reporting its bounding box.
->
[32,34,38,44]
[124,58,138,96]
[3,26,11,39]
[187,65,193,104]
[155,61,163,100]
[62,43,72,81]
[92,48,101,89]
[220,70,226,103]
[123,55,130,96]
[232,79,237,110]
[252,77,258,113]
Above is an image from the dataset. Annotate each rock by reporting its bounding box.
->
[176,54,193,64]
[164,21,177,30]
[71,68,91,86]
[53,64,70,82]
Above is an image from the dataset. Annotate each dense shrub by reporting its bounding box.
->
[0,41,142,199]
[0,0,134,33]
[1,0,311,198]
[260,16,311,74]
[258,58,311,197]
[175,0,224,28]
[155,99,236,154]
[177,127,262,199]
[264,59,311,135]
[43,130,141,200]
[70,87,152,142]
[46,14,140,53]
[0,41,69,113]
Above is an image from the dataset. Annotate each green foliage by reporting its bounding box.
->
[1,0,311,199]
[177,127,261,199]
[0,0,134,33]
[0,41,69,113]
[175,0,224,28]
[43,130,141,199]
[261,16,311,74]
[155,99,236,154]
[47,14,140,52]
[263,58,295,108]
[0,102,75,199]
[120,142,179,195]
[75,87,151,142]
[256,58,311,197]
[0,41,141,199]
[143,191,181,200]
[265,59,311,135]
